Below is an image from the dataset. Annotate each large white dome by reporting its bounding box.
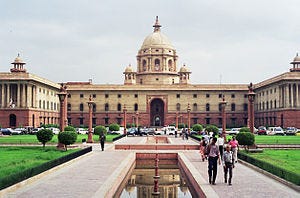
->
[140,17,174,50]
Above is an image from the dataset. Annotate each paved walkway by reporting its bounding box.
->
[1,136,299,198]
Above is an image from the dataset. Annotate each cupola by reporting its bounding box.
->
[11,54,27,73]
[290,53,300,72]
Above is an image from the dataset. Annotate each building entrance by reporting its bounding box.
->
[150,98,164,126]
[9,114,16,127]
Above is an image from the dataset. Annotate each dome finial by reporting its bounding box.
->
[153,16,161,32]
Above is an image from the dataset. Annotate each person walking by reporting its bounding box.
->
[222,145,235,185]
[182,128,186,140]
[185,129,189,140]
[100,134,106,151]
[228,136,239,163]
[199,137,207,161]
[217,135,225,160]
[207,137,221,185]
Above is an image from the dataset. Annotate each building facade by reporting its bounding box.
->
[0,17,299,129]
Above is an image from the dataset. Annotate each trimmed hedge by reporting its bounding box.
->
[0,146,92,190]
[238,152,300,185]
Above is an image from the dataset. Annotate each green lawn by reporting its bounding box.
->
[244,149,300,175]
[0,134,120,144]
[0,146,79,178]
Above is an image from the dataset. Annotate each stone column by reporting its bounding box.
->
[296,84,299,107]
[57,84,67,149]
[21,84,25,107]
[220,96,227,141]
[187,103,191,134]
[248,83,256,134]
[285,84,289,108]
[6,83,10,107]
[123,105,127,135]
[175,112,178,130]
[291,84,294,107]
[136,112,139,128]
[1,83,4,107]
[17,83,20,107]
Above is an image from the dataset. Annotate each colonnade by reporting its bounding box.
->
[280,82,299,108]
[0,82,37,108]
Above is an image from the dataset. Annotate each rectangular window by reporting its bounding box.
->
[206,94,210,98]
[92,94,96,98]
[231,94,235,98]
[134,94,138,98]
[176,94,180,98]
[118,94,122,98]
[193,94,197,98]
[80,94,84,98]
[79,118,84,125]
[104,118,109,125]
[219,94,222,98]
[205,118,210,125]
[105,94,109,98]
[68,94,71,98]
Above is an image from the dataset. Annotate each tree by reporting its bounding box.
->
[94,125,107,136]
[109,123,120,132]
[58,131,77,151]
[236,132,255,150]
[64,126,76,132]
[36,129,54,148]
[192,124,203,132]
[205,125,219,135]
[240,127,250,132]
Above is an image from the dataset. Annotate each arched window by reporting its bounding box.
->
[266,101,269,110]
[117,103,122,111]
[219,103,222,112]
[154,59,160,71]
[243,103,248,111]
[231,103,236,111]
[206,103,210,111]
[105,103,109,111]
[134,103,138,111]
[79,103,84,111]
[176,103,181,111]
[168,59,173,71]
[193,103,197,111]
[93,104,96,112]
[142,60,147,71]
[43,101,45,109]
[67,103,71,111]
[39,100,41,108]
[270,100,273,109]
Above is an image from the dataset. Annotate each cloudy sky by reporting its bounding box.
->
[0,0,299,85]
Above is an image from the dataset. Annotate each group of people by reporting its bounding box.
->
[200,135,239,186]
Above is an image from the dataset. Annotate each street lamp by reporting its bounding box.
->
[248,82,256,133]
[87,95,95,143]
[57,83,67,149]
[123,105,127,135]
[187,103,191,134]
[220,95,227,141]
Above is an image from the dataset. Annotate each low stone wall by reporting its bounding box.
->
[115,144,199,150]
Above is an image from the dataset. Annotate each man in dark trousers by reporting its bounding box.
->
[100,134,106,151]
[207,137,221,185]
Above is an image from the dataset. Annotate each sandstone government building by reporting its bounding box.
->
[0,17,300,129]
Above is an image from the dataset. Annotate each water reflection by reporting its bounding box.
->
[120,168,192,198]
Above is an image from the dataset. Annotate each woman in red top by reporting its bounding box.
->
[228,136,239,163]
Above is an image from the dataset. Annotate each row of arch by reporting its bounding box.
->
[141,58,175,72]
[67,103,139,112]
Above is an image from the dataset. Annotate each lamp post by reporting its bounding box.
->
[135,111,139,128]
[220,95,227,141]
[87,95,95,143]
[187,103,191,134]
[123,105,127,135]
[175,112,179,130]
[248,82,256,133]
[57,83,67,149]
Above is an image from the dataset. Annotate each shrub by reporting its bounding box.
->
[64,126,76,132]
[109,123,120,132]
[58,131,77,151]
[236,132,255,150]
[205,125,219,135]
[192,124,203,132]
[240,127,250,132]
[94,125,107,136]
[36,129,54,148]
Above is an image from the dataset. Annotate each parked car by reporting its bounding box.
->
[267,127,284,135]
[257,126,267,135]
[76,128,88,134]
[227,128,240,135]
[0,128,12,135]
[127,128,138,136]
[11,128,27,135]
[47,127,60,135]
[162,126,176,135]
[285,127,297,135]
[31,127,43,134]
